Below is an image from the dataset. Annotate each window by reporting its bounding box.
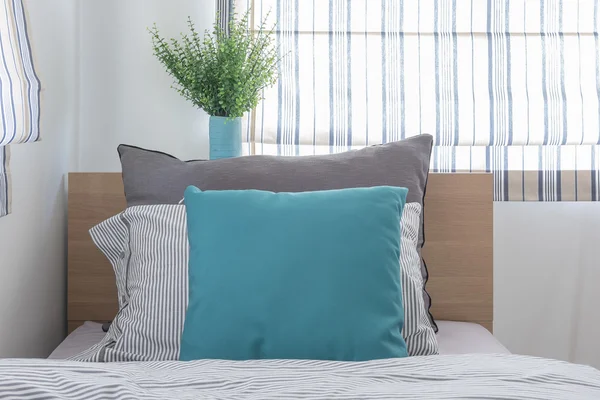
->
[225,0,600,201]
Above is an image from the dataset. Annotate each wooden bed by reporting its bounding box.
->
[67,173,493,334]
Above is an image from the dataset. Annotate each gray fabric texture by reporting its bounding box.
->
[118,135,436,328]
[72,203,437,362]
[71,205,188,362]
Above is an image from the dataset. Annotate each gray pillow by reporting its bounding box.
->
[117,135,437,330]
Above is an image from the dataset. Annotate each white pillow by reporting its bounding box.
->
[72,203,437,362]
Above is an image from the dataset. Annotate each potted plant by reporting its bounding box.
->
[150,11,279,159]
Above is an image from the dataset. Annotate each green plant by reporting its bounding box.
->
[150,10,279,119]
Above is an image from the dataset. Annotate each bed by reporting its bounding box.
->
[58,173,509,359]
[2,172,599,399]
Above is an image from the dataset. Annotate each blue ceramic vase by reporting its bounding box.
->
[209,116,242,160]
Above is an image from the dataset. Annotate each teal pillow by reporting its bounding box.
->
[180,186,409,362]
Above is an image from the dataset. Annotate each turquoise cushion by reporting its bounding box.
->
[180,186,409,362]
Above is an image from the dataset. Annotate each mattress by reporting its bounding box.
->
[49,320,509,359]
[48,322,106,359]
[437,320,510,354]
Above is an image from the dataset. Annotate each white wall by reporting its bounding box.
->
[0,0,77,357]
[0,0,214,359]
[77,0,214,172]
[495,202,600,368]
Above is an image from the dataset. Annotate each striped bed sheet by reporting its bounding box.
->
[2,354,599,399]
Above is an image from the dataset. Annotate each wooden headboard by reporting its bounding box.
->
[67,173,493,334]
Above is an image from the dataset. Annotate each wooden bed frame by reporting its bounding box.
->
[67,173,493,334]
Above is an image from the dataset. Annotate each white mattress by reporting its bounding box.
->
[436,320,510,355]
[49,322,106,359]
[49,320,509,359]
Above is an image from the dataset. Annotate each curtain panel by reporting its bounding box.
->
[0,0,41,217]
[222,0,600,201]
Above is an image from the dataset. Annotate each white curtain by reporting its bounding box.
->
[225,0,600,201]
[0,0,41,217]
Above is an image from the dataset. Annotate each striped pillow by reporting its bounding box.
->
[400,204,439,356]
[71,203,437,362]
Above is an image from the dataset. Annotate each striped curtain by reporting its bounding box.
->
[226,0,600,201]
[0,0,41,217]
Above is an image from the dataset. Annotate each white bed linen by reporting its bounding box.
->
[7,354,600,399]
[50,321,508,359]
